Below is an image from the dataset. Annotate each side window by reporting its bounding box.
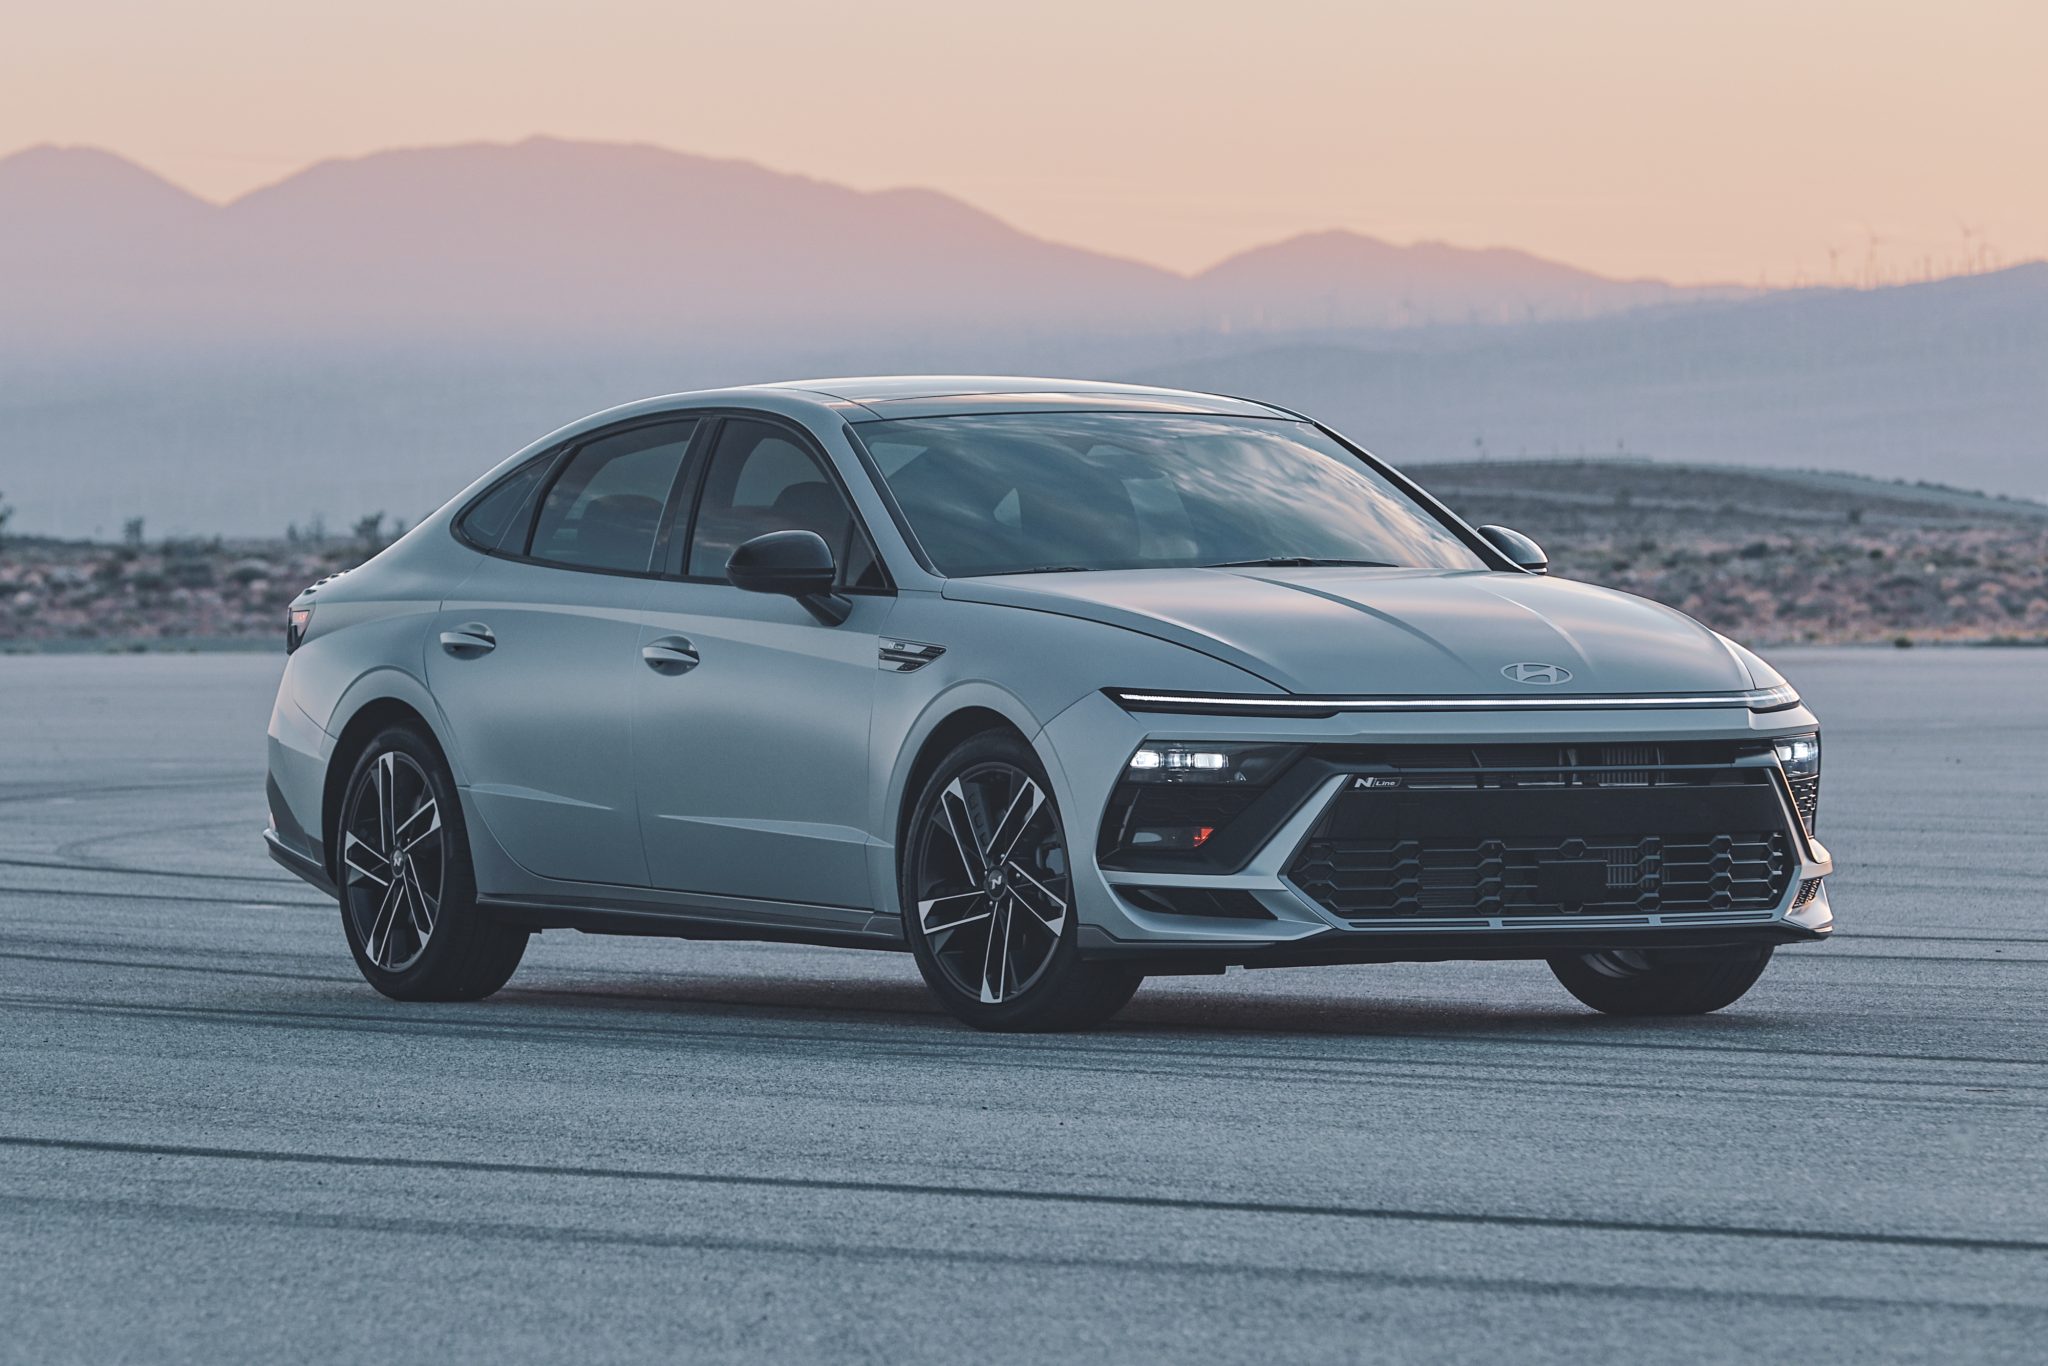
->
[455,455,553,553]
[529,420,697,573]
[685,419,883,587]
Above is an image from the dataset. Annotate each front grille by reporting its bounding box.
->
[1287,744,1797,922]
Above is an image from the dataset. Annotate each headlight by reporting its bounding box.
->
[1772,733,1820,780]
[1123,743,1295,786]
[1102,742,1301,863]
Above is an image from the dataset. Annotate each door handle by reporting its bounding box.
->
[439,623,496,656]
[641,637,700,674]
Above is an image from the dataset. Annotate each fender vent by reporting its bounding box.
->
[879,639,945,672]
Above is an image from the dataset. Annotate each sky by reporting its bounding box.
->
[3,0,2043,284]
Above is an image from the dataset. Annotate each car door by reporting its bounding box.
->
[632,415,894,909]
[429,417,701,887]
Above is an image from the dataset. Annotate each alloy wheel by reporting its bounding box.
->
[913,761,1070,1005]
[342,750,445,972]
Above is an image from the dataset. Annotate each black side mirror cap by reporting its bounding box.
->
[1477,524,1549,574]
[726,530,851,624]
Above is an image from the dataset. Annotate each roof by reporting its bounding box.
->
[761,375,1297,421]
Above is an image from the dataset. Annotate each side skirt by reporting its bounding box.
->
[478,893,908,952]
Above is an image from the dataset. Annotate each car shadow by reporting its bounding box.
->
[490,967,1793,1048]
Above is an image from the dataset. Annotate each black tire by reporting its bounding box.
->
[1548,945,1773,1016]
[902,730,1142,1031]
[334,724,528,1002]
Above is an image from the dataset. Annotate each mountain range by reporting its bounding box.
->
[0,138,1725,346]
[0,137,2040,538]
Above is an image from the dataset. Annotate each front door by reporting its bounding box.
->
[633,416,891,909]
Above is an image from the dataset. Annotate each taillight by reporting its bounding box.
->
[286,606,313,653]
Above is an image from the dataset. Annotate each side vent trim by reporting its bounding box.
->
[879,639,946,673]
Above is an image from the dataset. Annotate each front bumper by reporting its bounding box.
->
[1043,690,1835,969]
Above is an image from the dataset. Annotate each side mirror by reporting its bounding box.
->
[1477,524,1548,574]
[726,530,851,624]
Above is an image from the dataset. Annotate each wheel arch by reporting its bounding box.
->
[890,702,1043,871]
[321,694,457,886]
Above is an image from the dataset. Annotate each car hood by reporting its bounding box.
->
[943,567,1758,696]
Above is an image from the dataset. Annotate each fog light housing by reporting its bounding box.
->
[1102,742,1302,868]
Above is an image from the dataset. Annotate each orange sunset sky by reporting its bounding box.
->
[4,0,2043,284]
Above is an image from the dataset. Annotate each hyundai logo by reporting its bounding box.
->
[1502,662,1573,685]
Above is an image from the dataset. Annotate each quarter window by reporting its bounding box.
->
[455,455,552,554]
[685,419,882,587]
[529,421,697,573]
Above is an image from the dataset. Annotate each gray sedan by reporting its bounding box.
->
[264,376,1833,1030]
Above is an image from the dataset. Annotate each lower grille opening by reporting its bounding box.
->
[1292,832,1792,920]
[1287,750,1797,922]
[1118,886,1277,920]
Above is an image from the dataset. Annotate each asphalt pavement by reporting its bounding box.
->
[1,647,2043,1363]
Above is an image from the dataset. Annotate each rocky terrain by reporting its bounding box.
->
[1,461,2042,649]
[1411,460,2048,646]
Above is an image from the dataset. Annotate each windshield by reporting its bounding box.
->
[853,412,1487,577]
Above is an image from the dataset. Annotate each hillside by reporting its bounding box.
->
[1405,460,2048,646]
[2,460,2039,649]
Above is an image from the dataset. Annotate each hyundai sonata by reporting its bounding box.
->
[264,377,1833,1029]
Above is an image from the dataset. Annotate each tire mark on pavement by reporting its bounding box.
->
[6,1134,2045,1258]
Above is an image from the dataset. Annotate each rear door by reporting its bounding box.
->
[632,415,893,909]
[429,417,701,887]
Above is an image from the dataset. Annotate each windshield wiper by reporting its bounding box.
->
[1202,556,1396,569]
[1002,564,1093,575]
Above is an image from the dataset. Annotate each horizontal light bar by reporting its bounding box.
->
[1105,684,1801,717]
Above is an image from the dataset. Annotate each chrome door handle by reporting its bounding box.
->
[641,637,700,674]
[439,623,496,656]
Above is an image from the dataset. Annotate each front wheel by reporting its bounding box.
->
[903,732,1142,1031]
[335,725,528,1001]
[1548,946,1773,1016]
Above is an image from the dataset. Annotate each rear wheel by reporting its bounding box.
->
[1548,946,1773,1016]
[903,732,1142,1031]
[336,725,528,1001]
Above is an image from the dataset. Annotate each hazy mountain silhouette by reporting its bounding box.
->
[0,138,2041,536]
[1189,229,1729,330]
[0,138,1733,346]
[1131,264,2048,496]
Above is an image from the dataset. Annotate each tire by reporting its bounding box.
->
[902,731,1142,1031]
[1548,945,1773,1017]
[334,724,528,1002]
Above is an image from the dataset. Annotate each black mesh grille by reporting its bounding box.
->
[1286,744,1796,922]
[1292,832,1792,920]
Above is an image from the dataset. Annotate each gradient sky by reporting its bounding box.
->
[5,0,2043,283]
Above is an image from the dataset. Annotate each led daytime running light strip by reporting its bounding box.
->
[1108,684,1800,716]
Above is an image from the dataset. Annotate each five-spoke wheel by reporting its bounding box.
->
[335,725,528,1001]
[342,749,444,972]
[904,731,1141,1031]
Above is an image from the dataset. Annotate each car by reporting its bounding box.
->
[263,376,1834,1030]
